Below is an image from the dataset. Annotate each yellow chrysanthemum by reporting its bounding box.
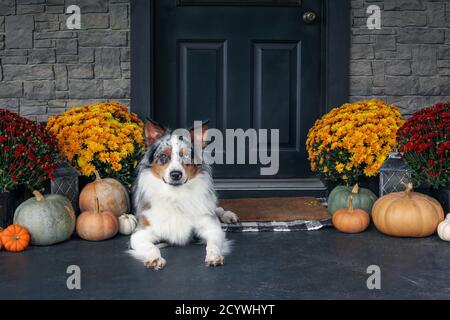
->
[335,163,345,173]
[306,99,404,184]
[112,163,123,172]
[46,101,145,183]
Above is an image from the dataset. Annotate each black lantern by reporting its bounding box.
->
[51,162,80,211]
[379,152,412,197]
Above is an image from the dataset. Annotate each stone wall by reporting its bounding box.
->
[0,0,130,121]
[0,0,449,119]
[350,0,450,115]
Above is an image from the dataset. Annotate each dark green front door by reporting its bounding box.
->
[154,0,323,178]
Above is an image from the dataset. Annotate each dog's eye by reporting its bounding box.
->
[159,154,170,164]
[181,155,192,164]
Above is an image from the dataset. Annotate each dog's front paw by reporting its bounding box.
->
[205,254,224,267]
[221,210,239,224]
[145,256,166,270]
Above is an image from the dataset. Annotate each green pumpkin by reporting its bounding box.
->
[328,184,378,216]
[14,191,76,246]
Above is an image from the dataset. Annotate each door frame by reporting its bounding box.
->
[130,0,350,121]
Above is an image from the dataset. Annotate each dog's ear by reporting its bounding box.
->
[145,118,165,146]
[190,120,209,148]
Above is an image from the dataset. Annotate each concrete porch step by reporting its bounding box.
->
[214,178,327,199]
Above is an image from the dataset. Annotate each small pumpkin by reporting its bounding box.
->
[437,214,450,241]
[1,224,31,252]
[372,183,444,237]
[76,197,119,241]
[79,170,130,217]
[328,183,378,215]
[332,196,370,233]
[0,228,3,250]
[14,191,76,246]
[118,213,138,235]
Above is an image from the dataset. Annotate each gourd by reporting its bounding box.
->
[372,183,444,237]
[14,191,76,246]
[1,224,30,252]
[437,214,450,241]
[332,196,370,233]
[118,214,138,235]
[79,170,130,217]
[76,198,119,241]
[328,183,378,215]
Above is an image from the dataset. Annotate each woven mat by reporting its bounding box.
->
[219,197,331,232]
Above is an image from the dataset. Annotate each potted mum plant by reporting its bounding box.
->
[46,102,145,191]
[0,109,60,227]
[306,100,405,215]
[397,102,449,212]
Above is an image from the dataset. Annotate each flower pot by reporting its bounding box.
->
[434,186,450,213]
[0,182,51,228]
[0,186,32,228]
[414,185,433,197]
[414,185,450,213]
[326,175,379,197]
[358,175,380,197]
[0,193,16,228]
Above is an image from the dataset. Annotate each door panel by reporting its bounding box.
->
[154,0,322,178]
[178,41,227,131]
[178,0,302,6]
[252,41,300,151]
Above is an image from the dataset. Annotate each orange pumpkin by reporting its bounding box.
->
[79,170,130,217]
[332,196,370,233]
[0,228,3,250]
[76,197,119,241]
[1,224,31,252]
[372,183,444,237]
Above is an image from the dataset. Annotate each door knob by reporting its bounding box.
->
[302,11,317,24]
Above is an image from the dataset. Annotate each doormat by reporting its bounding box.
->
[219,197,332,232]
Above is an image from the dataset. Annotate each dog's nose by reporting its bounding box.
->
[170,170,183,181]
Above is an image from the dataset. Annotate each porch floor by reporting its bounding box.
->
[1,226,450,300]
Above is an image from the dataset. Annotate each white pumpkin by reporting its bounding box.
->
[437,214,450,241]
[118,213,138,235]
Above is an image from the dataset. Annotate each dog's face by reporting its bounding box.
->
[144,120,208,186]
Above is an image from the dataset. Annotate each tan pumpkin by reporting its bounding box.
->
[332,196,370,233]
[372,183,444,237]
[79,170,130,217]
[76,197,119,241]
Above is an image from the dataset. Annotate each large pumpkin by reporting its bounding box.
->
[14,191,76,246]
[79,170,130,217]
[372,183,444,237]
[328,183,378,215]
[76,198,119,241]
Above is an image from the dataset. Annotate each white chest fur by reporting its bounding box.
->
[136,169,218,245]
[144,203,196,245]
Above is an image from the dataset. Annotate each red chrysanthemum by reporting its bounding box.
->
[0,109,61,193]
[397,102,449,188]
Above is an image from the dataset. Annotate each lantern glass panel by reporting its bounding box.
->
[50,163,80,211]
[379,153,411,197]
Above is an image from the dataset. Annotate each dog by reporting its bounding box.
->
[129,120,238,269]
